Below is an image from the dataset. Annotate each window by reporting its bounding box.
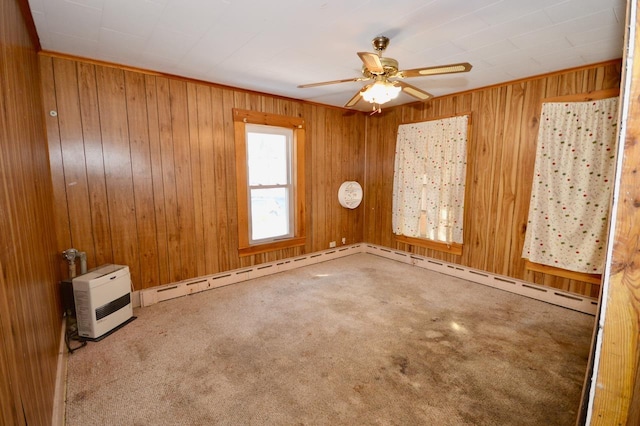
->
[392,114,470,255]
[246,124,293,243]
[234,109,306,256]
[522,92,618,277]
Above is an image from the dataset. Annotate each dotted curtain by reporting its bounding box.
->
[522,97,618,273]
[392,115,468,244]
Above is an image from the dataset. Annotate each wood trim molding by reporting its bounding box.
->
[524,260,602,285]
[400,111,473,125]
[234,120,250,250]
[542,87,620,103]
[233,109,304,128]
[395,235,463,256]
[396,60,622,111]
[238,236,307,257]
[233,109,307,256]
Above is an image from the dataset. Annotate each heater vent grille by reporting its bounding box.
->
[96,293,131,321]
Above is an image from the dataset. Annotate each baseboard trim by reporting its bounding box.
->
[51,317,68,426]
[138,243,597,315]
[139,244,364,307]
[363,244,598,315]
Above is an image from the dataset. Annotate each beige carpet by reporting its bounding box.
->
[65,253,594,425]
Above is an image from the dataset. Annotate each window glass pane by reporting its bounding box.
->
[250,187,290,241]
[247,132,288,185]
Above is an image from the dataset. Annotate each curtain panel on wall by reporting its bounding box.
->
[522,97,618,273]
[392,115,468,244]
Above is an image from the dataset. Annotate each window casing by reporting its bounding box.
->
[234,109,306,256]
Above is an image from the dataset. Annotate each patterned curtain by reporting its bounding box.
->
[392,115,468,244]
[522,97,618,273]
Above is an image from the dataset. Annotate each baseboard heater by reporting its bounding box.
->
[139,244,597,315]
[73,264,136,341]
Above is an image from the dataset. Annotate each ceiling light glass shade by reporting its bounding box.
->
[361,80,401,104]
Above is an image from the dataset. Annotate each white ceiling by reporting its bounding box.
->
[27,0,627,111]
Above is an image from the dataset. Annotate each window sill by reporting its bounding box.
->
[395,235,463,256]
[238,236,306,257]
[524,260,602,285]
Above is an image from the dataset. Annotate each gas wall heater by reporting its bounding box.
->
[72,264,134,340]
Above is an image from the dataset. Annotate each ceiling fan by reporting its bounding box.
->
[298,36,472,112]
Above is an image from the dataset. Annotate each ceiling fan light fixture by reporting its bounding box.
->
[361,80,401,105]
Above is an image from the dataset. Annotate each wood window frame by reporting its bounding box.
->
[395,235,463,255]
[523,88,619,284]
[234,109,306,257]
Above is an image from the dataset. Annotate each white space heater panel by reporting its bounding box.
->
[73,264,133,340]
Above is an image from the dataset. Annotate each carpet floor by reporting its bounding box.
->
[65,253,594,425]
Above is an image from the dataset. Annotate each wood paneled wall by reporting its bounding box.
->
[0,0,62,425]
[40,55,365,290]
[591,6,640,422]
[42,55,621,299]
[363,61,622,298]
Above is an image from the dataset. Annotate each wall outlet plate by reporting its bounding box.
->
[329,241,336,248]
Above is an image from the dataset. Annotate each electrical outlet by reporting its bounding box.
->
[341,237,346,244]
[329,241,336,248]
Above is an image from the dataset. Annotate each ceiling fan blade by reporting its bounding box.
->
[298,77,366,88]
[345,89,364,108]
[395,81,433,101]
[357,52,384,74]
[398,62,472,78]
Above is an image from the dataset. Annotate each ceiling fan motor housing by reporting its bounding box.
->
[362,57,399,78]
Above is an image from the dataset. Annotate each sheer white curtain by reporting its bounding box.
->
[522,97,618,273]
[392,115,468,244]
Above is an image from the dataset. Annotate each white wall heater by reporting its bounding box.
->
[72,264,134,340]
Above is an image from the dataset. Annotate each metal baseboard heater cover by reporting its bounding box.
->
[139,244,597,314]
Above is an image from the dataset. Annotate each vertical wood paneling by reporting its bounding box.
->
[52,58,95,261]
[156,77,183,282]
[43,55,367,289]
[41,54,619,299]
[124,70,160,288]
[222,89,240,270]
[37,55,358,289]
[144,75,171,285]
[591,9,640,420]
[187,83,206,278]
[0,1,61,424]
[77,62,113,267]
[513,78,547,279]
[40,56,70,280]
[364,61,621,296]
[303,104,315,254]
[195,84,220,275]
[95,66,141,287]
[492,83,524,275]
[169,80,198,278]
[211,86,231,272]
[0,262,21,425]
[313,105,327,247]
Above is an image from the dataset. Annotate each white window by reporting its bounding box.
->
[246,124,294,244]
